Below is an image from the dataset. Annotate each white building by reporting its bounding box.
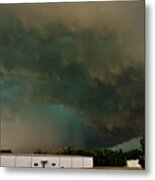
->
[126,159,142,168]
[0,154,93,168]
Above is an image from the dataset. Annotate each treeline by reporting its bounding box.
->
[61,146,144,167]
[0,149,12,153]
[61,136,145,168]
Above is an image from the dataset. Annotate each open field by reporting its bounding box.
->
[94,166,143,170]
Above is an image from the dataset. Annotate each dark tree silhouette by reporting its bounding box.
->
[139,135,145,168]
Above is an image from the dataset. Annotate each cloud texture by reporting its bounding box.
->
[0,1,145,152]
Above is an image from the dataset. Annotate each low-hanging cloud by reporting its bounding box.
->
[0,1,144,152]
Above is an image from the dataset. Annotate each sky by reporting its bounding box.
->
[0,1,145,153]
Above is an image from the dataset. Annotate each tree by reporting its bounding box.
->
[139,135,145,168]
[140,135,145,153]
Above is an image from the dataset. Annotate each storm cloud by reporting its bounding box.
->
[0,1,144,152]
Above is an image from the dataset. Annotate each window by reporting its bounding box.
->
[34,163,38,166]
[52,163,56,166]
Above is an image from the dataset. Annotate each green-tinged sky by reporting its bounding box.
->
[0,1,144,153]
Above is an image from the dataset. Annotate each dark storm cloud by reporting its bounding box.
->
[0,1,144,148]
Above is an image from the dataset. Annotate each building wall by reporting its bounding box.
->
[1,155,15,167]
[32,156,60,168]
[48,157,60,168]
[60,157,72,168]
[83,157,93,168]
[0,154,93,168]
[72,157,83,168]
[15,156,31,167]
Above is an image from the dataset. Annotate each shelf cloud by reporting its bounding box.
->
[0,1,144,152]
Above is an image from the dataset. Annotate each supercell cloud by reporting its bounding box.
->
[0,1,144,152]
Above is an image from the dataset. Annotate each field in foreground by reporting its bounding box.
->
[94,166,143,170]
